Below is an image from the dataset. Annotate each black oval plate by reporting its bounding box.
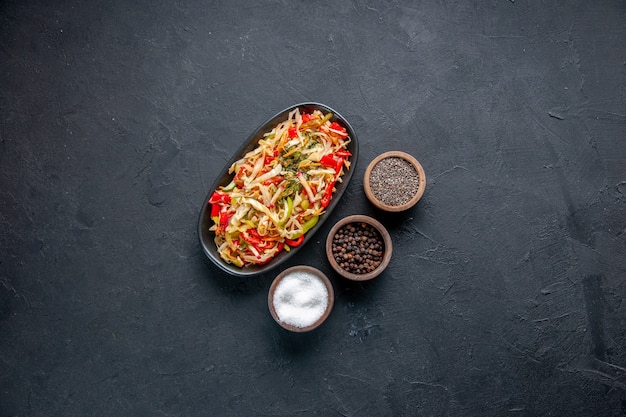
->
[198,102,359,277]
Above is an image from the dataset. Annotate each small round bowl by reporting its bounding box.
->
[363,151,426,212]
[268,265,334,332]
[325,215,393,281]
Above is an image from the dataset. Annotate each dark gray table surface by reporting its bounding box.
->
[1,0,625,416]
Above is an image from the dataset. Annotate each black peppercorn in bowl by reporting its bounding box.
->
[325,215,392,281]
[364,151,426,212]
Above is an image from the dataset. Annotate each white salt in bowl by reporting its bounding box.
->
[363,151,426,212]
[268,265,334,332]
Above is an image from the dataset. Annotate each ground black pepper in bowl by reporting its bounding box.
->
[369,157,419,206]
[331,222,384,275]
[325,215,393,281]
[364,151,426,212]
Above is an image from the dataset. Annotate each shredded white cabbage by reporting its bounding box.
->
[208,108,352,267]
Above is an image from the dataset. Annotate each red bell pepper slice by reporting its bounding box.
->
[288,126,298,138]
[247,228,264,241]
[209,191,231,205]
[243,234,260,246]
[285,235,304,247]
[329,122,344,131]
[328,122,348,137]
[320,154,337,168]
[263,176,283,186]
[321,180,335,208]
[301,113,314,123]
[242,229,277,252]
[210,203,220,217]
[320,154,345,182]
[334,157,344,174]
[218,207,232,234]
[256,242,284,265]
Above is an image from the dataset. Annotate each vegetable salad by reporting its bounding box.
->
[208,108,352,267]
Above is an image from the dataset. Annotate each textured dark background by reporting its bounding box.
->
[1,0,625,416]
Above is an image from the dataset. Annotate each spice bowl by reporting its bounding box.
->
[268,265,334,332]
[325,215,393,281]
[364,151,426,212]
